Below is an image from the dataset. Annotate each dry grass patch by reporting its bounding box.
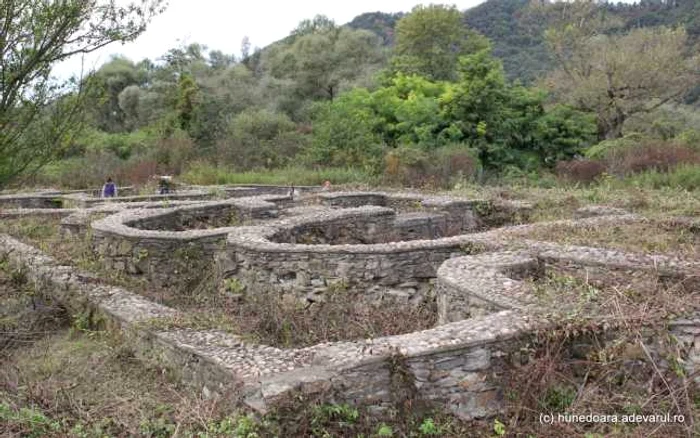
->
[451,185,700,220]
[521,221,698,257]
[500,264,700,437]
[149,284,438,348]
[0,258,67,356]
[0,329,245,437]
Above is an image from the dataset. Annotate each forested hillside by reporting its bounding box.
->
[2,0,699,192]
[351,0,700,85]
[464,0,551,82]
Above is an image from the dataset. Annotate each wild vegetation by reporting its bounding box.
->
[2,184,699,437]
[1,0,699,436]
[0,0,697,193]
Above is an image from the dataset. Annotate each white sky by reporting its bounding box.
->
[53,0,486,79]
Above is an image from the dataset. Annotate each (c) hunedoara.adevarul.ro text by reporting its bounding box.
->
[539,412,685,425]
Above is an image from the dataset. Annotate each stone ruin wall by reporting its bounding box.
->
[0,233,539,419]
[88,197,282,288]
[1,186,698,420]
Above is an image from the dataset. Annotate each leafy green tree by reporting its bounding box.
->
[265,20,385,103]
[85,56,151,132]
[218,109,307,168]
[176,73,199,131]
[532,104,597,165]
[0,0,164,187]
[292,14,337,37]
[544,6,699,139]
[307,89,383,170]
[308,48,596,172]
[188,64,263,151]
[391,4,489,81]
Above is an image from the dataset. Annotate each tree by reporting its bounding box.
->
[0,0,164,187]
[85,56,148,132]
[391,4,489,81]
[218,108,307,169]
[265,24,385,104]
[544,3,699,139]
[176,73,198,131]
[307,48,596,172]
[292,15,337,37]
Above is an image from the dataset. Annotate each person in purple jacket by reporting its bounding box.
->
[102,177,117,198]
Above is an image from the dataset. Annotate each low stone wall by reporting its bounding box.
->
[273,207,402,245]
[62,190,213,208]
[434,240,700,379]
[320,192,388,208]
[0,208,79,219]
[319,191,532,234]
[0,233,543,419]
[3,207,698,420]
[0,193,64,209]
[89,197,281,288]
[222,185,322,198]
[58,200,211,237]
[221,193,532,304]
[224,207,504,304]
[393,212,449,241]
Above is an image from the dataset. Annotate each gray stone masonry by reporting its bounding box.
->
[318,191,533,233]
[0,193,64,209]
[225,206,503,305]
[58,200,210,237]
[435,239,700,380]
[221,194,533,304]
[62,190,213,208]
[2,192,697,420]
[89,197,283,288]
[0,233,544,420]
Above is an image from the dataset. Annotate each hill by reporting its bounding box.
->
[345,0,700,88]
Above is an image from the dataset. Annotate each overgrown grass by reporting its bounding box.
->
[146,282,438,348]
[0,217,151,298]
[510,220,699,257]
[623,164,700,191]
[451,183,700,219]
[0,258,66,355]
[0,329,247,437]
[181,163,377,186]
[501,264,700,437]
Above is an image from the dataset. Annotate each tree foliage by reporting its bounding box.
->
[7,2,700,188]
[308,49,597,172]
[545,22,700,139]
[264,22,385,104]
[0,0,164,187]
[391,4,489,81]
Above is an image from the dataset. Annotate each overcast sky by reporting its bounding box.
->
[53,0,487,79]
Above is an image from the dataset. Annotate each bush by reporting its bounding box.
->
[384,147,434,187]
[625,164,700,191]
[217,109,308,169]
[306,90,384,172]
[147,129,195,175]
[66,128,155,160]
[116,160,159,186]
[181,163,375,186]
[434,144,481,184]
[614,143,700,175]
[36,151,124,189]
[585,133,646,160]
[384,144,480,188]
[555,159,606,184]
